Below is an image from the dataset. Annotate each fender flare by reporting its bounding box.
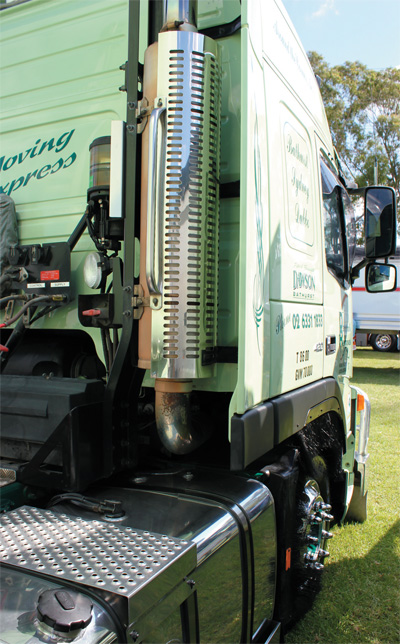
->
[231,378,346,470]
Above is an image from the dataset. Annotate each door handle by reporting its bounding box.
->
[326,336,337,355]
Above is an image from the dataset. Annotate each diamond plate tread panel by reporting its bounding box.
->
[0,506,196,624]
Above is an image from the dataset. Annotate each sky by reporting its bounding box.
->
[282,0,400,70]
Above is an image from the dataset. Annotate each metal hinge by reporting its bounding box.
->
[136,97,152,134]
[132,285,150,320]
[119,61,127,92]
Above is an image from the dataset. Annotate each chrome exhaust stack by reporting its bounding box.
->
[162,0,198,31]
[139,0,221,454]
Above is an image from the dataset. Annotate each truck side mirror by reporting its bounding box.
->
[366,262,397,292]
[365,187,397,258]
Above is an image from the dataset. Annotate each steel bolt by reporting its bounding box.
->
[321,512,334,522]
[322,530,334,540]
[311,514,323,524]
[319,549,330,559]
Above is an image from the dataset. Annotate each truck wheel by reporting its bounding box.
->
[292,476,333,617]
[370,333,397,352]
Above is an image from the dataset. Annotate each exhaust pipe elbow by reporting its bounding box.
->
[155,380,205,455]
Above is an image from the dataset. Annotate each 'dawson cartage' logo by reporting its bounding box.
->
[293,270,316,294]
[0,130,76,196]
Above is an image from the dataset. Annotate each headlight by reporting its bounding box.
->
[83,252,103,289]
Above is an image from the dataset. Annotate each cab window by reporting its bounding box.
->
[320,157,349,287]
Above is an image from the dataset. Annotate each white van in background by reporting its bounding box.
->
[353,248,400,351]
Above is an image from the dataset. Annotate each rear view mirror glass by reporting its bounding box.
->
[365,187,396,258]
[366,263,397,292]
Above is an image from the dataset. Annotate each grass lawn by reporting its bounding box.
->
[286,347,400,644]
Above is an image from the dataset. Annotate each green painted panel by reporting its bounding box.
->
[0,0,130,365]
[198,0,241,30]
[218,197,240,347]
[1,0,128,225]
[219,32,241,184]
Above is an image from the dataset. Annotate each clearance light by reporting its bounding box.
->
[357,394,365,412]
[89,137,110,188]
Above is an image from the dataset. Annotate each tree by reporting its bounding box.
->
[308,52,400,203]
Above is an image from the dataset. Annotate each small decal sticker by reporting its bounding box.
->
[41,270,60,281]
[51,282,69,288]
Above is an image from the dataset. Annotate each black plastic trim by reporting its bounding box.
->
[220,180,240,199]
[202,345,238,366]
[200,15,241,40]
[231,403,274,470]
[273,378,345,446]
[230,378,346,471]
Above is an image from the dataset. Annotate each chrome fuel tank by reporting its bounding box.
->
[47,469,276,643]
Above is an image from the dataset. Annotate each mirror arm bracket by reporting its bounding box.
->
[348,187,366,196]
[351,257,369,284]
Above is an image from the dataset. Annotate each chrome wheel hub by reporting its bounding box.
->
[300,479,333,572]
[375,334,392,350]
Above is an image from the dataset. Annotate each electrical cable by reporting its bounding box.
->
[85,208,105,253]
[100,328,110,378]
[29,304,61,324]
[0,317,26,363]
[47,493,124,517]
[0,296,51,328]
[105,329,114,373]
[0,294,28,305]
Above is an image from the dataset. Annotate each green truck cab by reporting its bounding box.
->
[0,1,397,642]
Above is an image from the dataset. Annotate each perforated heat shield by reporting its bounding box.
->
[0,506,196,629]
[150,30,221,380]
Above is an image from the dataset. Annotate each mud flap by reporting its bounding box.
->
[346,471,367,522]
[259,449,300,629]
[346,386,370,523]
